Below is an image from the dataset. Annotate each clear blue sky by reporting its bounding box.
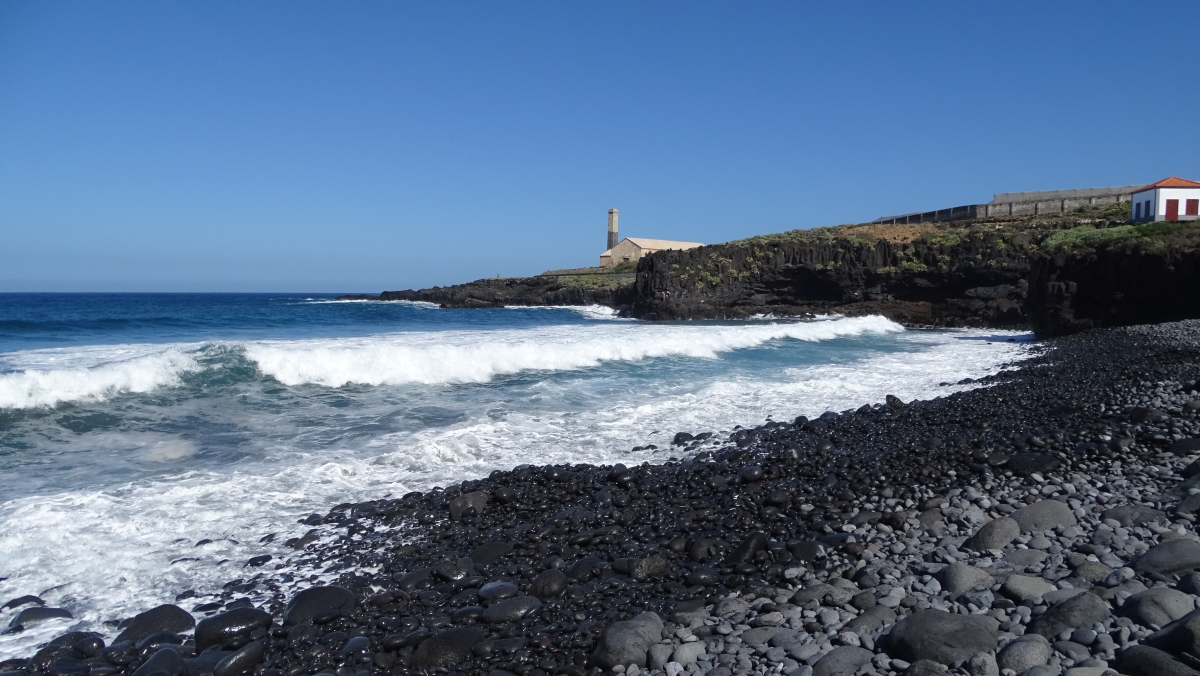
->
[2,2,1198,292]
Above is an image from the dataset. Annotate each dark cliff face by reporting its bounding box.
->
[628,224,1049,327]
[1027,246,1200,338]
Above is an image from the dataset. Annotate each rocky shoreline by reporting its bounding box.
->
[10,320,1200,676]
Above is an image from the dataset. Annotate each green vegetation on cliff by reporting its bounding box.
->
[1039,221,1200,254]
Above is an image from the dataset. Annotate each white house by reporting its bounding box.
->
[1130,176,1200,223]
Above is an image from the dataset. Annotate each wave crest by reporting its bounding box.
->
[245,315,904,388]
[0,349,200,409]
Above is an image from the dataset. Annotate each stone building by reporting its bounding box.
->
[600,237,704,268]
[1130,177,1200,222]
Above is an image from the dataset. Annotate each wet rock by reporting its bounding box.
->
[1011,499,1078,532]
[884,609,999,666]
[1028,593,1111,638]
[481,596,541,623]
[630,554,670,581]
[812,646,873,676]
[727,531,769,564]
[937,562,994,596]
[469,542,513,564]
[591,612,663,669]
[1116,644,1200,676]
[996,634,1052,673]
[194,607,271,651]
[7,607,72,629]
[1121,587,1195,629]
[963,517,1020,551]
[1135,540,1200,577]
[131,648,185,676]
[714,597,751,622]
[0,596,44,611]
[478,581,519,602]
[432,557,474,582]
[413,627,486,671]
[449,491,488,521]
[184,651,235,676]
[282,586,354,625]
[213,641,264,676]
[737,465,763,483]
[114,605,195,646]
[136,631,182,652]
[528,569,568,599]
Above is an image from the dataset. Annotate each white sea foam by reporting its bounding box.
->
[0,348,200,409]
[244,315,904,388]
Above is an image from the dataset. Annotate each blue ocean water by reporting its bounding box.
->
[0,293,1031,657]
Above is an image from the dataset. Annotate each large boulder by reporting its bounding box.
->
[1102,504,1165,527]
[528,569,568,599]
[937,562,994,597]
[413,627,486,671]
[131,648,185,676]
[812,646,873,676]
[481,596,541,624]
[1001,575,1055,605]
[884,609,999,666]
[591,612,663,669]
[1116,645,1200,676]
[282,586,355,625]
[1121,587,1195,629]
[195,607,271,651]
[114,605,195,645]
[1146,609,1200,657]
[963,517,1020,551]
[1010,500,1077,532]
[213,641,264,676]
[1028,593,1110,638]
[996,634,1051,673]
[1135,540,1200,577]
[449,491,489,521]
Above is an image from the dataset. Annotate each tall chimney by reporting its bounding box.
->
[607,208,619,250]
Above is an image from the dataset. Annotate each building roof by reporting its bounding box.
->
[1134,176,1200,193]
[622,237,704,250]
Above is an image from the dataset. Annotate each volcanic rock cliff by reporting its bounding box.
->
[1026,221,1200,337]
[627,220,1060,327]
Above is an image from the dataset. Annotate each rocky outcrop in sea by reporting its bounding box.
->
[11,319,1200,676]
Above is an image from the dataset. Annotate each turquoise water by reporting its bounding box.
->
[0,293,1031,657]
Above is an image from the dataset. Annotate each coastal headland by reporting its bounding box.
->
[341,206,1200,338]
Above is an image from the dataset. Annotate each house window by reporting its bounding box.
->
[1146,200,1153,217]
[1135,202,1142,219]
[1188,199,1199,216]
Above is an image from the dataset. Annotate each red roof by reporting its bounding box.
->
[1135,176,1200,192]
